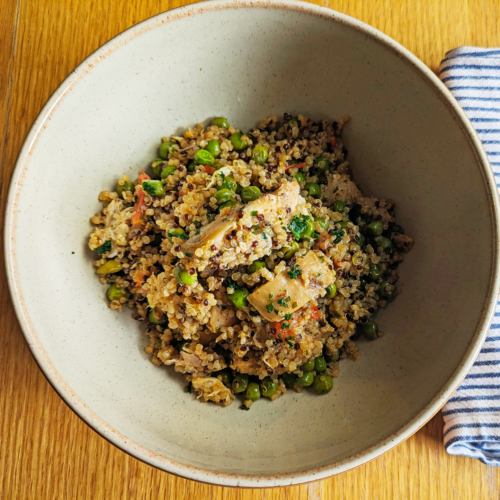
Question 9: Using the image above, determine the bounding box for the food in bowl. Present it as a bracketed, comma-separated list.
[88, 114, 413, 409]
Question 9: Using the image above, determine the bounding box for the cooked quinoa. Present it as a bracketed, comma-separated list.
[88, 114, 413, 409]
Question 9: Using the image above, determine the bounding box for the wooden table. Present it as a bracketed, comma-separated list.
[1, 1, 500, 498]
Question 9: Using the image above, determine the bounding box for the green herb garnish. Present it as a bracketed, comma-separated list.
[277, 298, 289, 308]
[185, 381, 192, 393]
[95, 240, 112, 255]
[285, 313, 292, 320]
[287, 214, 311, 241]
[287, 264, 302, 279]
[282, 323, 290, 329]
[266, 303, 275, 313]
[251, 211, 258, 216]
[331, 229, 345, 244]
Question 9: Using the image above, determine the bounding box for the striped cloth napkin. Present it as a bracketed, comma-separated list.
[439, 47, 500, 466]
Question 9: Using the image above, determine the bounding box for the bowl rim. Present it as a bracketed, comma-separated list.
[5, 0, 500, 488]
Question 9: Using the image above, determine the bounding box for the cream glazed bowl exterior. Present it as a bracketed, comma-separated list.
[5, 0, 500, 487]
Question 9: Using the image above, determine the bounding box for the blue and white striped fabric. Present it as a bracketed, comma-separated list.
[440, 47, 500, 466]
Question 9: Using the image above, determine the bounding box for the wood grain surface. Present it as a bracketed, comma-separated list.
[1, 1, 500, 498]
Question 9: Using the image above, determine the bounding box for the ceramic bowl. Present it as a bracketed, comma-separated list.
[5, 0, 500, 487]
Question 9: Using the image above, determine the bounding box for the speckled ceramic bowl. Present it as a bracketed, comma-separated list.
[5, 0, 500, 487]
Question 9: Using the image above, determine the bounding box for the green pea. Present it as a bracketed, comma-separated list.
[282, 373, 296, 388]
[219, 177, 237, 191]
[357, 233, 366, 248]
[187, 161, 196, 172]
[326, 283, 337, 298]
[142, 180, 165, 197]
[376, 237, 393, 251]
[248, 261, 266, 273]
[333, 200, 346, 213]
[168, 227, 186, 242]
[362, 321, 379, 340]
[232, 374, 249, 393]
[294, 172, 305, 183]
[97, 260, 123, 274]
[315, 217, 329, 231]
[174, 266, 197, 285]
[313, 156, 329, 170]
[211, 117, 230, 128]
[159, 141, 176, 160]
[241, 186, 261, 203]
[251, 145, 269, 165]
[152, 159, 165, 179]
[245, 381, 261, 402]
[296, 371, 314, 387]
[230, 132, 247, 151]
[304, 182, 321, 198]
[379, 280, 395, 299]
[107, 284, 129, 301]
[366, 220, 384, 236]
[206, 140, 221, 158]
[313, 374, 333, 394]
[228, 288, 249, 309]
[326, 349, 340, 362]
[214, 369, 233, 387]
[369, 264, 383, 281]
[148, 308, 167, 326]
[117, 180, 134, 198]
[235, 183, 243, 195]
[338, 220, 348, 228]
[161, 166, 177, 179]
[314, 355, 327, 373]
[283, 241, 300, 260]
[302, 358, 315, 371]
[219, 200, 238, 210]
[194, 149, 215, 166]
[214, 189, 233, 205]
[300, 219, 315, 240]
[260, 377, 278, 398]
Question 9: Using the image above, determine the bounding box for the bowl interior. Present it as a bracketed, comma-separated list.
[7, 0, 497, 485]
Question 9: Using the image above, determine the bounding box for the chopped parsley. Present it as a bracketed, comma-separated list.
[266, 303, 275, 313]
[269, 293, 274, 299]
[249, 310, 259, 317]
[285, 313, 292, 320]
[287, 214, 311, 241]
[311, 231, 320, 239]
[285, 296, 291, 302]
[285, 336, 295, 348]
[282, 323, 290, 329]
[331, 229, 345, 244]
[226, 278, 237, 289]
[184, 252, 192, 257]
[287, 264, 302, 279]
[168, 229, 188, 241]
[261, 232, 267, 239]
[251, 211, 258, 216]
[240, 404, 251, 411]
[277, 297, 289, 308]
[95, 240, 112, 255]
[185, 381, 192, 393]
